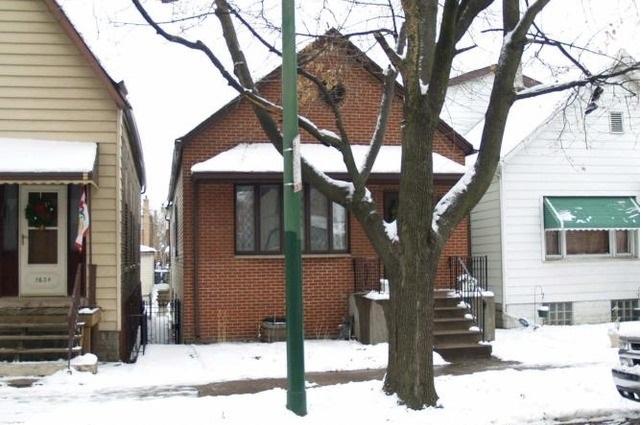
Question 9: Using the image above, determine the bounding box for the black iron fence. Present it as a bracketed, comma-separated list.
[353, 257, 384, 293]
[448, 256, 488, 338]
[144, 292, 181, 345]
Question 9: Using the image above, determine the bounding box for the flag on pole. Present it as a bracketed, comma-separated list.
[74, 188, 89, 252]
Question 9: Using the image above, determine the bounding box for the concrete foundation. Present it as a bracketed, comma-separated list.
[349, 293, 388, 344]
[95, 330, 120, 362]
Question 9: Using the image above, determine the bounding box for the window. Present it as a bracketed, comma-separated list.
[543, 302, 573, 326]
[611, 299, 640, 322]
[545, 231, 561, 256]
[609, 111, 624, 133]
[566, 230, 609, 255]
[235, 184, 348, 254]
[545, 229, 637, 258]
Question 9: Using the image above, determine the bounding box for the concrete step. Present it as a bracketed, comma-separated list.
[434, 297, 462, 308]
[0, 334, 79, 341]
[434, 329, 483, 346]
[0, 322, 68, 331]
[0, 346, 82, 362]
[434, 306, 469, 319]
[0, 306, 69, 316]
[434, 343, 492, 361]
[434, 317, 475, 331]
[433, 289, 458, 299]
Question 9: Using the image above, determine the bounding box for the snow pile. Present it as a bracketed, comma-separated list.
[70, 353, 98, 367]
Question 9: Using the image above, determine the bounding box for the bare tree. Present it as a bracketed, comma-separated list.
[131, 0, 639, 409]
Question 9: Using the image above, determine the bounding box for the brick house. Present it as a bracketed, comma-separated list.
[166, 35, 474, 343]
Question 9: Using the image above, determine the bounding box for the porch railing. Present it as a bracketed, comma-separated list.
[448, 256, 488, 338]
[353, 257, 383, 293]
[67, 264, 82, 370]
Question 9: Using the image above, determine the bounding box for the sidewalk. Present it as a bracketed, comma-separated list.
[195, 356, 601, 397]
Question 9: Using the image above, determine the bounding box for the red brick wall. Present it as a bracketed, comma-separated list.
[177, 43, 470, 342]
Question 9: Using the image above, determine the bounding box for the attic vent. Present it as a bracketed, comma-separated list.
[609, 112, 624, 133]
[325, 83, 346, 105]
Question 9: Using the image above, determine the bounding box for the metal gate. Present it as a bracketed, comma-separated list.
[143, 293, 181, 345]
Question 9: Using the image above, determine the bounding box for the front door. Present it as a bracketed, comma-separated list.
[19, 185, 67, 296]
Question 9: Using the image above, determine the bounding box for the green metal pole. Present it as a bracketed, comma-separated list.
[282, 0, 307, 416]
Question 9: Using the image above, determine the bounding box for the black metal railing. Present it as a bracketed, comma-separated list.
[122, 265, 143, 362]
[67, 264, 83, 370]
[448, 256, 488, 339]
[353, 257, 384, 293]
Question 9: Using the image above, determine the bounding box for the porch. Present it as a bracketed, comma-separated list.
[0, 139, 101, 362]
[350, 256, 493, 361]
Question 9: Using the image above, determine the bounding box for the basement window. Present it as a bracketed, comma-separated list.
[609, 111, 624, 133]
[611, 299, 640, 322]
[543, 302, 573, 326]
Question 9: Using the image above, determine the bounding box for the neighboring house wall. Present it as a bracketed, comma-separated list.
[0, 1, 121, 335]
[169, 166, 184, 302]
[472, 84, 640, 326]
[470, 174, 503, 306]
[118, 116, 142, 359]
[140, 251, 155, 296]
[175, 43, 471, 342]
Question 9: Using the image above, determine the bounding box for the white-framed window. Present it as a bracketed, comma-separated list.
[545, 229, 637, 259]
[543, 302, 573, 326]
[609, 111, 625, 133]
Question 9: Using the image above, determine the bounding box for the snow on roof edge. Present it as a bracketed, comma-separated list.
[191, 143, 466, 176]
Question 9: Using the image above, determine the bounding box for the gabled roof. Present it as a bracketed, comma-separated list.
[448, 65, 541, 88]
[44, 0, 146, 188]
[168, 30, 473, 201]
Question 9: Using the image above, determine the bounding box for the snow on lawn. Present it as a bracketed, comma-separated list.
[39, 340, 405, 390]
[493, 322, 626, 366]
[14, 365, 637, 425]
[2, 323, 639, 425]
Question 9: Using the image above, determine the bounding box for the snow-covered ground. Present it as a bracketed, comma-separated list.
[1, 323, 639, 425]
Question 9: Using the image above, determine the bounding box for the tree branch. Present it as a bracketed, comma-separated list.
[433, 0, 551, 242]
[515, 63, 640, 99]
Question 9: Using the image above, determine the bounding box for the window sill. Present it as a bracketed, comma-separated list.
[544, 255, 638, 262]
[234, 253, 352, 260]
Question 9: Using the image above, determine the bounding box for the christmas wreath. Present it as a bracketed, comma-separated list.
[25, 199, 56, 228]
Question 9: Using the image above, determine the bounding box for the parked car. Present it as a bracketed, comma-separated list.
[612, 321, 640, 402]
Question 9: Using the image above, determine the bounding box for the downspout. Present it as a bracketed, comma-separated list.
[191, 178, 201, 341]
[498, 162, 509, 316]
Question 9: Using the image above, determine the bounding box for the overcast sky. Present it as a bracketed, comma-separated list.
[58, 0, 639, 210]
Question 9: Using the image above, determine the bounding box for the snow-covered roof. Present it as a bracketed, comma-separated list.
[464, 90, 569, 160]
[0, 138, 97, 174]
[140, 244, 157, 253]
[191, 143, 465, 176]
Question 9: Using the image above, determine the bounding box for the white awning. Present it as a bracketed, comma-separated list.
[191, 143, 465, 177]
[0, 138, 98, 185]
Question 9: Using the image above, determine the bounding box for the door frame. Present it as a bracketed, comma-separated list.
[19, 184, 68, 297]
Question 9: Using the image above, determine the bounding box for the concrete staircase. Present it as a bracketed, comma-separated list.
[433, 289, 491, 361]
[0, 299, 83, 362]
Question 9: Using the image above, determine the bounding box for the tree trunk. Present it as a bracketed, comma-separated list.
[383, 102, 441, 409]
[383, 255, 440, 409]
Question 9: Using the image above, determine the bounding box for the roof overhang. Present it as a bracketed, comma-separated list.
[190, 143, 466, 182]
[544, 196, 640, 231]
[0, 138, 98, 186]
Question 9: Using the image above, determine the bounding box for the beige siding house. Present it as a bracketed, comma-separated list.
[0, 0, 145, 361]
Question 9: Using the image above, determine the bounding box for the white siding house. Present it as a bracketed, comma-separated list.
[450, 61, 640, 327]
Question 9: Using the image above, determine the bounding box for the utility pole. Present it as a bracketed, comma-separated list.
[282, 0, 307, 416]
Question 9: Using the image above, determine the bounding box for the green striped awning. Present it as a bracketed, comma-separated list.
[544, 197, 640, 230]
